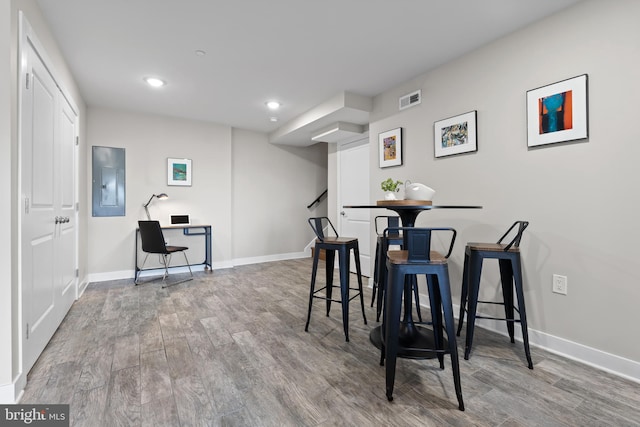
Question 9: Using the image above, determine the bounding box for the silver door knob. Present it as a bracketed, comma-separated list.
[340, 211, 346, 216]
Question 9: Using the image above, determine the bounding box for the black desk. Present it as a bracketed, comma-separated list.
[343, 202, 481, 358]
[135, 224, 212, 279]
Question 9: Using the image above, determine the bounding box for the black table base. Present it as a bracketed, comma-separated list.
[369, 324, 447, 359]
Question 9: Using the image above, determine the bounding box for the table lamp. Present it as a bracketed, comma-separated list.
[143, 193, 168, 220]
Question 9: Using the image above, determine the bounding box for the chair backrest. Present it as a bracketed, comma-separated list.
[385, 227, 457, 262]
[138, 220, 168, 254]
[497, 221, 529, 251]
[308, 217, 338, 242]
[375, 215, 400, 235]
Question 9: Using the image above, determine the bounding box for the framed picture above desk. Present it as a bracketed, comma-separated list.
[135, 224, 212, 279]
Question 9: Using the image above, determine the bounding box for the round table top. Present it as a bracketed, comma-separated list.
[343, 203, 482, 210]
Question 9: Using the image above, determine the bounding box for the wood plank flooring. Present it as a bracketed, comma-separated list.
[20, 259, 640, 426]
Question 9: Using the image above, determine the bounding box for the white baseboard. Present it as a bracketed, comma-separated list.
[232, 251, 308, 266]
[456, 304, 640, 384]
[86, 252, 310, 284]
[0, 373, 26, 404]
[87, 265, 208, 283]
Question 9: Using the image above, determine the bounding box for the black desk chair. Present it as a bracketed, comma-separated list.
[381, 227, 464, 410]
[456, 221, 533, 369]
[136, 220, 193, 288]
[305, 217, 367, 342]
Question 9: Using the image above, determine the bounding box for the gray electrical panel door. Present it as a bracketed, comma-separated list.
[92, 146, 125, 216]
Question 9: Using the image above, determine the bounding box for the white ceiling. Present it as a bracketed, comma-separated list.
[35, 0, 582, 145]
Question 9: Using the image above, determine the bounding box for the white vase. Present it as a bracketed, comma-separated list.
[384, 191, 397, 200]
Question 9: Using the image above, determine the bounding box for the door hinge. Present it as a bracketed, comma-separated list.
[26, 323, 29, 339]
[25, 72, 30, 90]
[24, 197, 29, 214]
[75, 268, 79, 278]
[76, 202, 79, 211]
[75, 136, 79, 146]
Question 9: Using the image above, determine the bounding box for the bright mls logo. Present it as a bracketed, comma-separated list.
[1, 405, 69, 426]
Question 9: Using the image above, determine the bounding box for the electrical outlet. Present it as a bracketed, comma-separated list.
[552, 274, 568, 295]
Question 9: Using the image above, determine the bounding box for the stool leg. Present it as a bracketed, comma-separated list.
[413, 277, 423, 322]
[353, 244, 367, 326]
[512, 256, 533, 369]
[305, 249, 321, 332]
[325, 250, 335, 316]
[464, 253, 483, 360]
[427, 274, 445, 369]
[376, 242, 388, 322]
[457, 252, 470, 336]
[384, 265, 404, 402]
[338, 247, 350, 342]
[372, 239, 381, 307]
[499, 259, 515, 343]
[437, 269, 465, 411]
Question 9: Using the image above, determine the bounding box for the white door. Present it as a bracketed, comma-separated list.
[21, 34, 77, 374]
[338, 137, 371, 276]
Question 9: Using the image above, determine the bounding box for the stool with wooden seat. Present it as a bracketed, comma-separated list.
[305, 217, 367, 342]
[381, 227, 464, 410]
[372, 216, 424, 322]
[456, 221, 533, 369]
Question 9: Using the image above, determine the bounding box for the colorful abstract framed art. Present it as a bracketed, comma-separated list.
[434, 111, 477, 158]
[526, 74, 588, 147]
[379, 127, 403, 168]
[167, 157, 192, 186]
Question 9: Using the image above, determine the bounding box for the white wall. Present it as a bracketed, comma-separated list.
[2, 0, 87, 402]
[361, 0, 639, 377]
[87, 109, 328, 278]
[87, 108, 234, 275]
[231, 128, 327, 262]
[0, 0, 13, 390]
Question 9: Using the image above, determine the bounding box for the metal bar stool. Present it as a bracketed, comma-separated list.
[372, 216, 423, 322]
[456, 221, 533, 369]
[305, 217, 367, 342]
[381, 227, 464, 410]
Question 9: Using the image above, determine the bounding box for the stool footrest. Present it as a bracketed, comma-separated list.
[474, 314, 522, 322]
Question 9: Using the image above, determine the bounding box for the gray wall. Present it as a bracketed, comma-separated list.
[87, 108, 327, 278]
[232, 128, 327, 262]
[363, 0, 639, 371]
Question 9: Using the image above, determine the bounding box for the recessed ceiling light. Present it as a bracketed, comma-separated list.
[269, 117, 278, 122]
[266, 101, 281, 110]
[144, 77, 166, 88]
[195, 50, 206, 56]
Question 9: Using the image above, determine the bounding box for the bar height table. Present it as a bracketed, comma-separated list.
[343, 201, 481, 358]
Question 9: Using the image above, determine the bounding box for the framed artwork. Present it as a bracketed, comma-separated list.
[379, 127, 403, 168]
[527, 74, 588, 147]
[167, 158, 192, 186]
[434, 110, 477, 158]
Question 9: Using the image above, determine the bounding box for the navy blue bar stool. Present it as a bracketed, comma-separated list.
[305, 217, 367, 342]
[381, 227, 464, 410]
[372, 216, 423, 322]
[456, 221, 533, 369]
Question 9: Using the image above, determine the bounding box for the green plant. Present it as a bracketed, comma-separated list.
[381, 178, 403, 192]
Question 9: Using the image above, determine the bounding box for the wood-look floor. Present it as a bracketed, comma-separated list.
[20, 259, 640, 426]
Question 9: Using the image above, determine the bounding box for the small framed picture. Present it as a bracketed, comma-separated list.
[167, 158, 192, 186]
[434, 111, 477, 158]
[379, 127, 403, 168]
[527, 74, 588, 147]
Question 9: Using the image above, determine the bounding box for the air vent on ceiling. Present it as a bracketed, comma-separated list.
[399, 89, 422, 111]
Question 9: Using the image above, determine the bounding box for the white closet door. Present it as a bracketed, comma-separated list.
[338, 137, 371, 276]
[21, 37, 77, 374]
